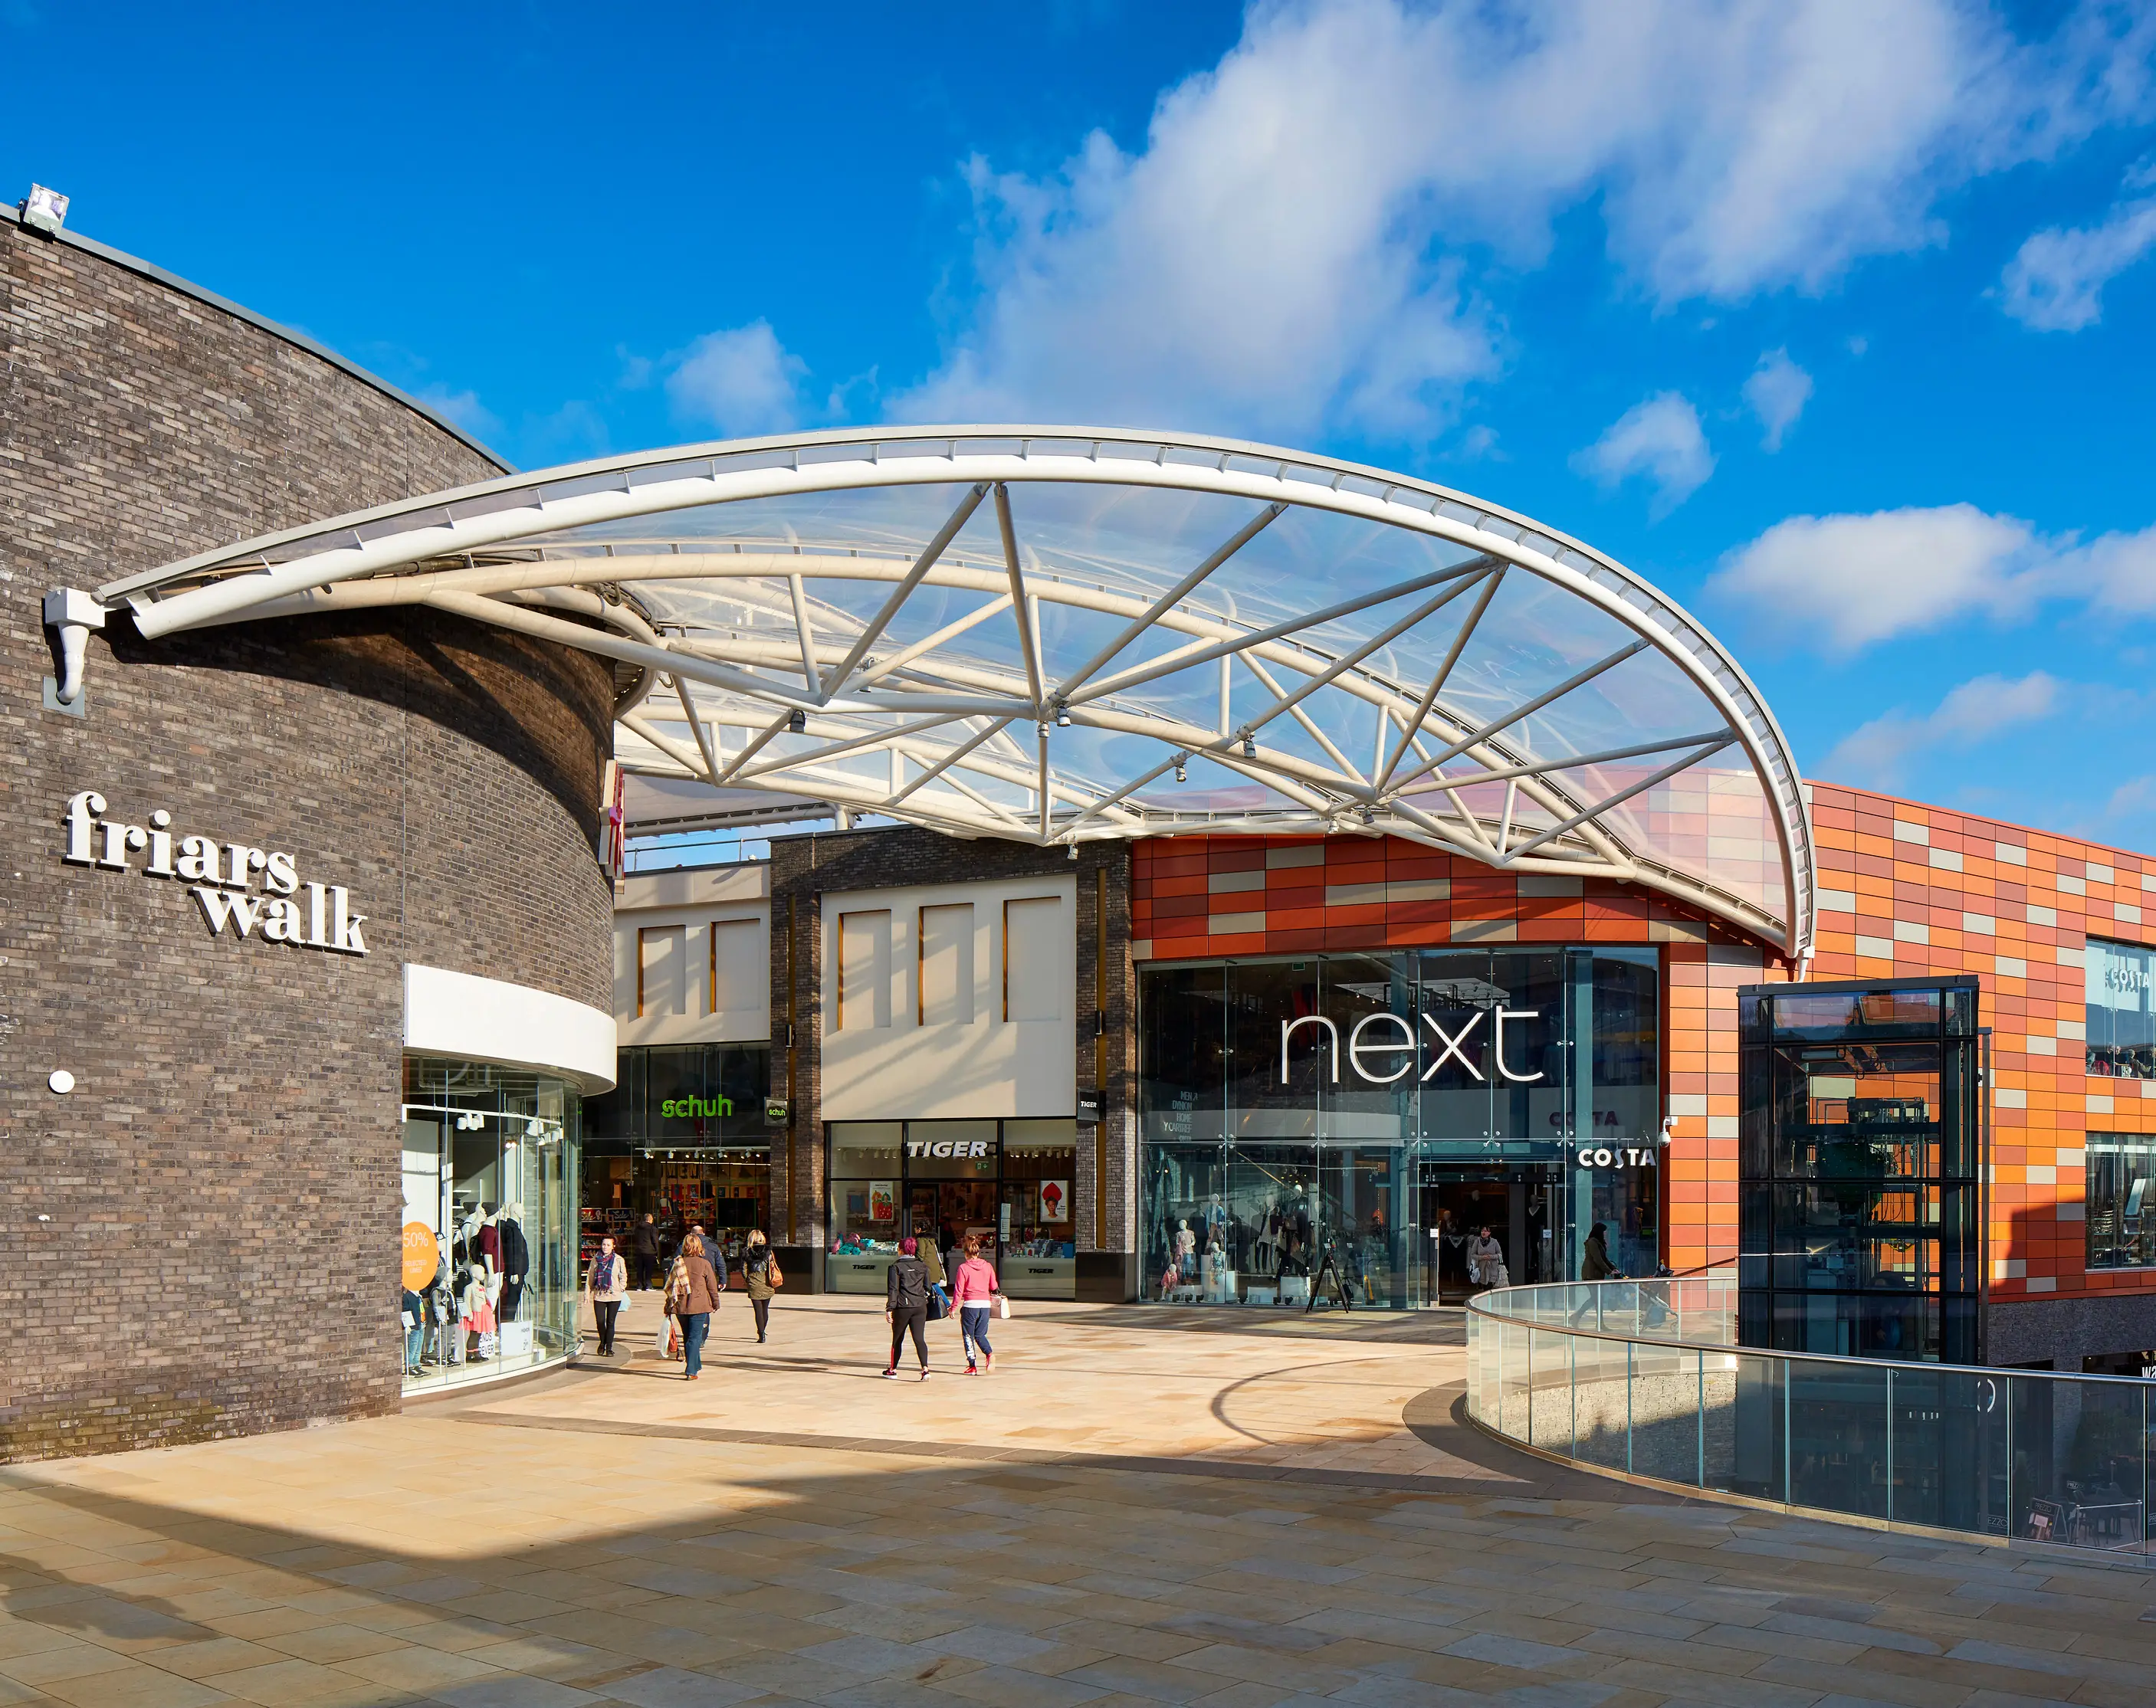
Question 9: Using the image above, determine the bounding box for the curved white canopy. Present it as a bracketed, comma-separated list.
[98, 428, 1815, 957]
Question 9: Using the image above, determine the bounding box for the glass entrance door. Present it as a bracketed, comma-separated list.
[1419, 1165, 1567, 1301]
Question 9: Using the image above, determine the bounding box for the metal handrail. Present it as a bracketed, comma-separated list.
[1468, 1274, 2156, 1391]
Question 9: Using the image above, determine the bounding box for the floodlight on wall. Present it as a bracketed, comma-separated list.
[21, 184, 68, 235]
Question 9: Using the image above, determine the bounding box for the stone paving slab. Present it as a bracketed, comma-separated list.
[0, 1297, 2152, 1706]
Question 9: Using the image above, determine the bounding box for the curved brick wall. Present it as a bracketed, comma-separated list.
[2, 216, 614, 1458]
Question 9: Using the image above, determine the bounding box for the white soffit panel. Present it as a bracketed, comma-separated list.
[403, 963, 618, 1091]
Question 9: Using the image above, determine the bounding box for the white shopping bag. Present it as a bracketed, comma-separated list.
[995, 1295, 1010, 1320]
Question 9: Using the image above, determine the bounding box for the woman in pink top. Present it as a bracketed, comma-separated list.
[952, 1234, 1001, 1374]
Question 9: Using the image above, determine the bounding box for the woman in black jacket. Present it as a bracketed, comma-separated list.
[884, 1236, 933, 1382]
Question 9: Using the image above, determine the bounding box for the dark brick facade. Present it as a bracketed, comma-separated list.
[766, 828, 1134, 1277]
[2, 218, 615, 1459]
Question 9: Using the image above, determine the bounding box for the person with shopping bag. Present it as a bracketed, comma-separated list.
[951, 1234, 1003, 1375]
[1468, 1226, 1507, 1292]
[658, 1250, 690, 1361]
[674, 1232, 723, 1381]
[883, 1237, 933, 1381]
[741, 1228, 783, 1344]
[585, 1235, 628, 1357]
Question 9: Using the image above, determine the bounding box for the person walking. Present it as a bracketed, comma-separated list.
[658, 1249, 687, 1360]
[633, 1214, 661, 1290]
[883, 1235, 932, 1381]
[586, 1235, 628, 1356]
[1581, 1221, 1617, 1281]
[742, 1229, 781, 1344]
[919, 1227, 951, 1320]
[674, 1232, 724, 1380]
[1468, 1226, 1505, 1292]
[951, 1234, 1002, 1375]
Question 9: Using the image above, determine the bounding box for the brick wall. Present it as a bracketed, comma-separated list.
[1, 219, 615, 1458]
[767, 828, 1134, 1261]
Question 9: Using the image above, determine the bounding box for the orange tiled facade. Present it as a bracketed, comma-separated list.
[1130, 779, 2156, 1323]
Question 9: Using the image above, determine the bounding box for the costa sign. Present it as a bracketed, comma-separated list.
[1281, 1006, 1544, 1084]
[63, 790, 368, 956]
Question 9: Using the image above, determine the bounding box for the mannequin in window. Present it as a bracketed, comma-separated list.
[498, 1202, 530, 1323]
[465, 1264, 498, 1358]
[1176, 1218, 1196, 1279]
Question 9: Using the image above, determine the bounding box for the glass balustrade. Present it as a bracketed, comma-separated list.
[1467, 1274, 2150, 1555]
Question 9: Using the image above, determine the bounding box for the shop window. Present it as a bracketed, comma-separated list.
[918, 903, 976, 1024]
[399, 1057, 579, 1395]
[637, 925, 687, 1018]
[708, 917, 762, 1015]
[1140, 962, 1226, 1144]
[829, 1121, 904, 1293]
[2087, 939, 2156, 1080]
[644, 1047, 703, 1132]
[1002, 1119, 1077, 1298]
[2089, 1134, 2156, 1269]
[1003, 896, 1062, 1021]
[838, 910, 892, 1029]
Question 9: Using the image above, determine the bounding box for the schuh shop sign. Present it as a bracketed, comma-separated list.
[63, 790, 368, 956]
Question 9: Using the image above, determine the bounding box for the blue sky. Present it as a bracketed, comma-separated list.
[13, 1, 2156, 846]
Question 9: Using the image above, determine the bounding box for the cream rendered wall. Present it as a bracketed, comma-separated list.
[821, 874, 1076, 1120]
[613, 863, 770, 1044]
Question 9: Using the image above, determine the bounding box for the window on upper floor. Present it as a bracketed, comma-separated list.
[2087, 938, 2156, 1080]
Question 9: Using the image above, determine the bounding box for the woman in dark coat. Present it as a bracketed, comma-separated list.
[884, 1236, 932, 1381]
[742, 1229, 779, 1345]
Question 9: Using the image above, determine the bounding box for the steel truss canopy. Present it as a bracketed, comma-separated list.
[99, 428, 1815, 957]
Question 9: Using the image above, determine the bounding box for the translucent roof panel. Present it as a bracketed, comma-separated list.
[103, 428, 1815, 956]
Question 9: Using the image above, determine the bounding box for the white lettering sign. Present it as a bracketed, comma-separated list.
[63, 790, 366, 956]
[904, 1139, 990, 1159]
[1282, 1005, 1543, 1084]
[1577, 1146, 1654, 1169]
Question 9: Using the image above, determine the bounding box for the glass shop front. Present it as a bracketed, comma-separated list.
[399, 1057, 582, 1393]
[826, 1119, 1080, 1299]
[579, 1042, 775, 1282]
[1139, 949, 1661, 1308]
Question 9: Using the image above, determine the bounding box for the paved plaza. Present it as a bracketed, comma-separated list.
[4, 1297, 2155, 1707]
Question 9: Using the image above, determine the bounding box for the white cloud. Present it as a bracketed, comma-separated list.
[1715, 503, 2156, 652]
[666, 321, 808, 436]
[1824, 671, 2062, 785]
[901, 0, 2154, 436]
[413, 385, 501, 442]
[1570, 392, 1713, 516]
[2000, 184, 2156, 330]
[1711, 503, 2048, 652]
[2056, 520, 2156, 611]
[1742, 349, 1813, 451]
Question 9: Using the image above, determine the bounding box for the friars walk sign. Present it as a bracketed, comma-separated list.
[63, 790, 369, 956]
